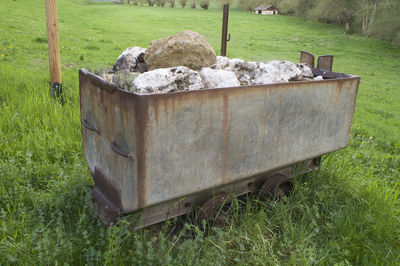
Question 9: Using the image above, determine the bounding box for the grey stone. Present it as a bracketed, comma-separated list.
[199, 68, 240, 89]
[144, 31, 217, 71]
[113, 46, 147, 73]
[133, 66, 204, 94]
[313, 75, 323, 81]
[135, 62, 147, 73]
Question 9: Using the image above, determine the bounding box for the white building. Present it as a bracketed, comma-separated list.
[254, 5, 278, 15]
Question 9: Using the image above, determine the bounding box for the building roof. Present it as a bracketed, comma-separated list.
[254, 5, 277, 11]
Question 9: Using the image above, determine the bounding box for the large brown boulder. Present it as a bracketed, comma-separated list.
[144, 31, 217, 71]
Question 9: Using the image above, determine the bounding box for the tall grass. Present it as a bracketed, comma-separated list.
[0, 0, 399, 264]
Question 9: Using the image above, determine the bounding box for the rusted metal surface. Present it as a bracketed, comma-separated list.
[312, 69, 349, 79]
[258, 173, 292, 201]
[197, 192, 230, 226]
[125, 159, 317, 229]
[317, 55, 334, 71]
[91, 166, 123, 225]
[300, 51, 315, 68]
[221, 4, 229, 56]
[79, 62, 360, 227]
[301, 51, 333, 73]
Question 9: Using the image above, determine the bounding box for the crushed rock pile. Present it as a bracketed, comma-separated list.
[100, 31, 322, 94]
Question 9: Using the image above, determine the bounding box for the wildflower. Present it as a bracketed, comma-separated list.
[1, 54, 4, 57]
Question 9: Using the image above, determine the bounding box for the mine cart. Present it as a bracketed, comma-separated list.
[79, 51, 360, 228]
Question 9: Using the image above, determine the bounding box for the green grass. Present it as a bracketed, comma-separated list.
[1, 0, 400, 264]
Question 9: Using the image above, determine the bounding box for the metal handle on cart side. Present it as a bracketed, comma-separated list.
[111, 141, 134, 160]
[82, 119, 100, 133]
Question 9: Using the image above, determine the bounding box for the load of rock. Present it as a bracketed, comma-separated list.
[100, 30, 321, 94]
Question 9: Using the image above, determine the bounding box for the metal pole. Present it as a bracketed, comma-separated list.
[221, 4, 229, 56]
[44, 0, 62, 99]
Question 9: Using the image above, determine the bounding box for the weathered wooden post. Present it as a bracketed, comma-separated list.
[44, 0, 62, 99]
[221, 4, 230, 56]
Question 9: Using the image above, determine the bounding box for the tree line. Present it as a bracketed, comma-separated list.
[120, 0, 237, 9]
[120, 0, 212, 9]
[269, 0, 399, 45]
[119, 0, 400, 45]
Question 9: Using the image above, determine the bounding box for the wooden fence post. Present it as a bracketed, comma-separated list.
[44, 0, 62, 98]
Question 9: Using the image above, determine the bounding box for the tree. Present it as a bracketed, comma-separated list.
[147, 0, 155, 6]
[367, 0, 400, 43]
[179, 0, 187, 8]
[199, 0, 209, 10]
[359, 0, 381, 34]
[274, 0, 400, 45]
[277, 0, 314, 16]
[155, 0, 167, 6]
[312, 0, 358, 31]
[217, 0, 234, 9]
[238, 0, 261, 12]
[169, 0, 176, 7]
[190, 0, 196, 8]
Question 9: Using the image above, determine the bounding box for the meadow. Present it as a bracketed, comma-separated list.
[0, 0, 399, 264]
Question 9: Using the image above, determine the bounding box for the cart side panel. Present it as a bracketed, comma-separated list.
[80, 71, 142, 213]
[145, 78, 359, 206]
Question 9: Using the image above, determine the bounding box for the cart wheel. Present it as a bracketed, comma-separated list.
[198, 192, 230, 226]
[258, 174, 292, 201]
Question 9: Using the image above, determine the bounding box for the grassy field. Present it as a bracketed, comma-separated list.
[1, 0, 399, 264]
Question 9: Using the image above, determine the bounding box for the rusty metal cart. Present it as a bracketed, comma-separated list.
[79, 51, 360, 228]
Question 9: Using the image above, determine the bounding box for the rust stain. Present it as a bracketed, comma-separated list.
[273, 92, 283, 164]
[261, 89, 268, 149]
[153, 98, 159, 128]
[163, 98, 169, 126]
[171, 96, 176, 114]
[260, 89, 268, 167]
[221, 93, 230, 184]
[134, 95, 149, 209]
[335, 80, 344, 102]
[346, 78, 361, 137]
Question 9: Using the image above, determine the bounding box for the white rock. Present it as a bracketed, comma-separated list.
[227, 58, 246, 72]
[252, 63, 284, 84]
[268, 61, 302, 81]
[133, 66, 203, 94]
[215, 58, 285, 85]
[199, 68, 240, 89]
[313, 75, 323, 81]
[297, 63, 313, 78]
[113, 46, 147, 73]
[235, 62, 258, 85]
[222, 59, 259, 85]
[214, 56, 231, 70]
